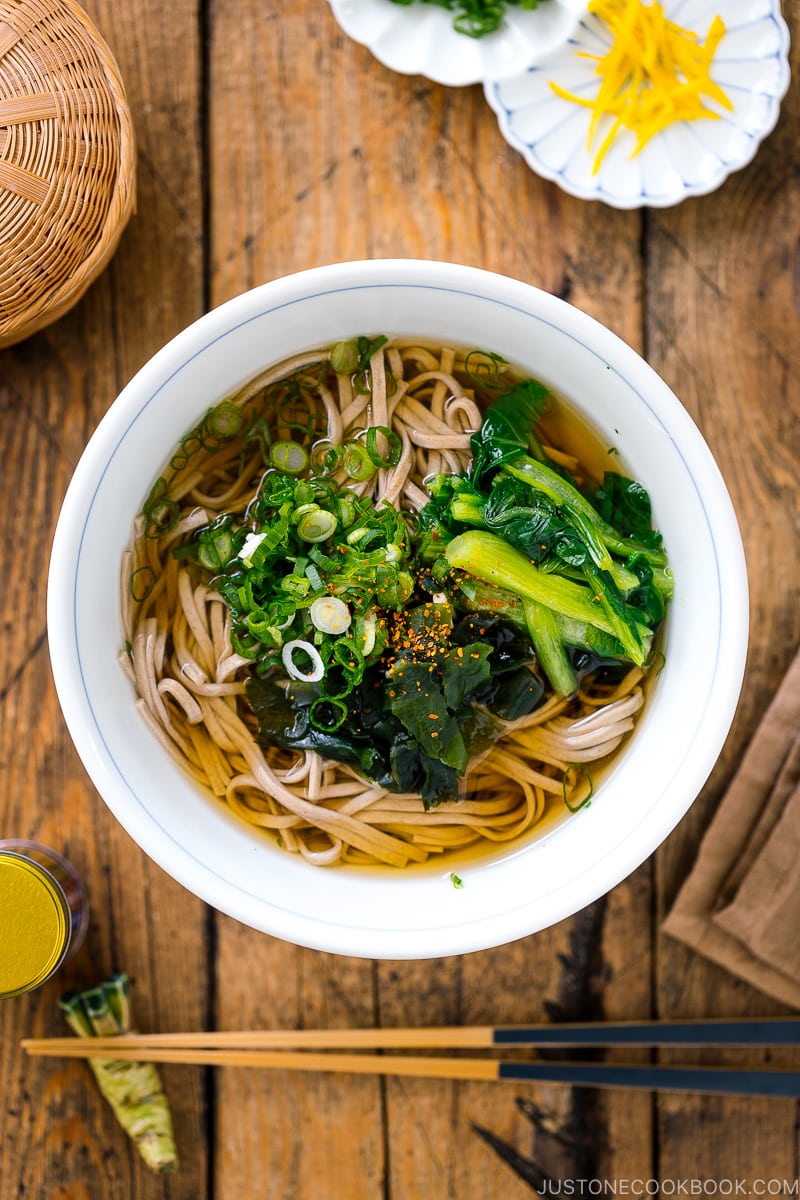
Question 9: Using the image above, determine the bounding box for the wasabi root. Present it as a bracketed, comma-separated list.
[59, 974, 178, 1174]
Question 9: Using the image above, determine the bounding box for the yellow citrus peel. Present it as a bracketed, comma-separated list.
[551, 0, 733, 174]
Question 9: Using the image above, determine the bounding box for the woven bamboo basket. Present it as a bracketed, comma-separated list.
[0, 0, 136, 348]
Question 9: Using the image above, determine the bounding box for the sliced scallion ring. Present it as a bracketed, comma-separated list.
[143, 495, 180, 537]
[198, 530, 234, 570]
[366, 425, 402, 468]
[292, 502, 321, 525]
[330, 340, 360, 375]
[309, 697, 348, 732]
[206, 401, 244, 440]
[342, 443, 375, 482]
[269, 440, 309, 474]
[281, 639, 325, 683]
[130, 565, 156, 603]
[297, 509, 337, 543]
[336, 496, 356, 528]
[309, 596, 352, 635]
[360, 608, 377, 656]
[310, 440, 343, 474]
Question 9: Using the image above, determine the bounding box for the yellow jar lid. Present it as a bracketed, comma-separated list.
[0, 853, 69, 997]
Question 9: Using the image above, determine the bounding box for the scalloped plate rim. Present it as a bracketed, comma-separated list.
[483, 0, 791, 208]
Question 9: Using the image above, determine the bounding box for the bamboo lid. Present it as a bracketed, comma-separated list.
[0, 0, 136, 348]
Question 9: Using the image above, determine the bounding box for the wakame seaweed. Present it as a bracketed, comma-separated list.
[246, 609, 546, 807]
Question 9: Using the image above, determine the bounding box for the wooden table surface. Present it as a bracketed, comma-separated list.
[2, 0, 799, 1195]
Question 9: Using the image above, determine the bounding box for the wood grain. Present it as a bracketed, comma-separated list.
[0, 1, 210, 1197]
[649, 6, 800, 1181]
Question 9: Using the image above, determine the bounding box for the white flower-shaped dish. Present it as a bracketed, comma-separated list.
[484, 0, 791, 207]
[327, 0, 587, 86]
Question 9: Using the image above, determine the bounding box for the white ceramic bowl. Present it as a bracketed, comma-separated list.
[48, 259, 748, 959]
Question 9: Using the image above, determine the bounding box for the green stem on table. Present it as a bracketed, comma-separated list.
[59, 974, 178, 1174]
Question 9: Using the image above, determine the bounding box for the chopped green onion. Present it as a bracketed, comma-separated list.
[305, 562, 324, 591]
[142, 479, 180, 537]
[359, 608, 378, 655]
[292, 502, 321, 524]
[280, 573, 311, 597]
[309, 697, 348, 732]
[252, 471, 295, 510]
[330, 340, 360, 375]
[310, 596, 352, 635]
[308, 476, 340, 501]
[198, 531, 234, 570]
[342, 443, 375, 482]
[281, 639, 325, 682]
[336, 496, 356, 528]
[245, 610, 283, 647]
[297, 509, 337, 543]
[464, 349, 506, 389]
[308, 545, 336, 569]
[269, 440, 308, 474]
[310, 440, 343, 474]
[365, 426, 402, 468]
[143, 497, 180, 537]
[130, 565, 156, 603]
[294, 481, 317, 506]
[206, 401, 244, 440]
[346, 524, 370, 545]
[332, 637, 364, 676]
[563, 765, 594, 812]
[238, 531, 267, 566]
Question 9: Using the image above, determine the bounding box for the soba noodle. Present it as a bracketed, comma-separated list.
[122, 341, 647, 869]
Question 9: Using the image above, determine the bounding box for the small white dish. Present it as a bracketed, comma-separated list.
[327, 0, 587, 86]
[484, 0, 791, 207]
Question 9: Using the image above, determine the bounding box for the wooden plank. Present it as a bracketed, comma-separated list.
[651, 1, 800, 1178]
[209, 7, 384, 1199]
[214, 923, 385, 1197]
[0, 1, 209, 1197]
[207, 0, 655, 1194]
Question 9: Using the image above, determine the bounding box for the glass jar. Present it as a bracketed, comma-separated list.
[0, 840, 90, 998]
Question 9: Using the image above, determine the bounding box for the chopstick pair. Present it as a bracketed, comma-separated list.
[22, 1018, 800, 1098]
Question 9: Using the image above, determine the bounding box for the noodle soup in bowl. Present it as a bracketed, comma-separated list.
[48, 260, 748, 959]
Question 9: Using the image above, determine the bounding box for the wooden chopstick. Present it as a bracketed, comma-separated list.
[18, 1044, 800, 1097]
[21, 1017, 800, 1056]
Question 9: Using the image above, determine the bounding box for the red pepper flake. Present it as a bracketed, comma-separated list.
[430, 731, 439, 738]
[428, 713, 439, 720]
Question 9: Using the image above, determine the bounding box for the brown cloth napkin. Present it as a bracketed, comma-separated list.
[662, 647, 800, 1009]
